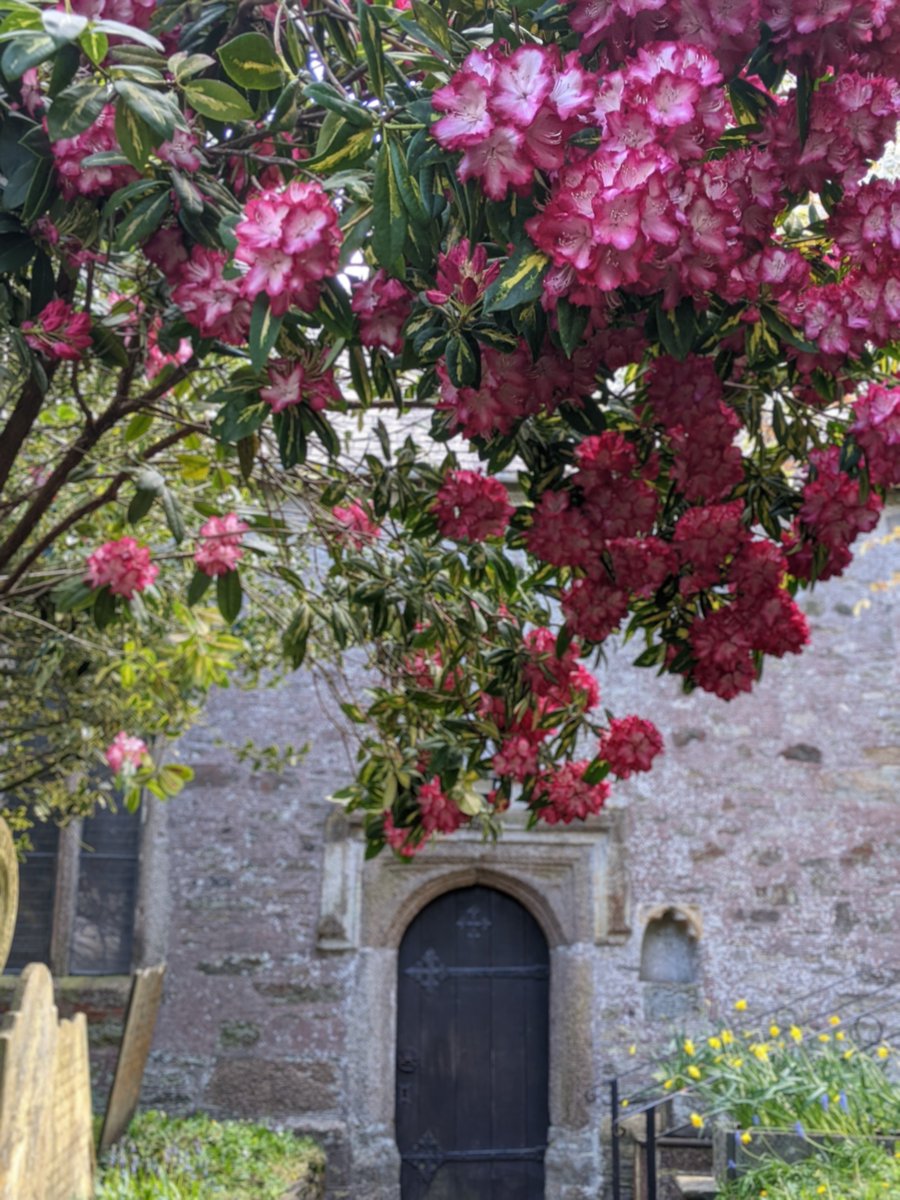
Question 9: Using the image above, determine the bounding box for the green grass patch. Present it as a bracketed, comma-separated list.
[95, 1110, 325, 1200]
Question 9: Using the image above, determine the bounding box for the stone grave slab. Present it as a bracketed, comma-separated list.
[99, 963, 166, 1153]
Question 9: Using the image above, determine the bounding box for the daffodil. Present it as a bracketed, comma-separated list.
[628, 1044, 637, 1056]
[769, 1024, 780, 1038]
[690, 1112, 704, 1129]
[751, 1043, 769, 1062]
[735, 998, 748, 1012]
[818, 1033, 831, 1043]
[721, 1029, 734, 1046]
[684, 1038, 696, 1056]
[877, 1045, 890, 1058]
[740, 1131, 752, 1145]
[789, 1025, 803, 1043]
[708, 1036, 722, 1050]
[828, 1014, 841, 1026]
[688, 1064, 702, 1080]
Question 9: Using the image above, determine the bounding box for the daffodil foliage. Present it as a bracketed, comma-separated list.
[0, 0, 898, 851]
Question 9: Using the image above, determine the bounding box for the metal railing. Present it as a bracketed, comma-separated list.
[604, 966, 900, 1200]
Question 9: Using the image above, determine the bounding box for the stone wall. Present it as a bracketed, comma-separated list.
[19, 506, 896, 1197]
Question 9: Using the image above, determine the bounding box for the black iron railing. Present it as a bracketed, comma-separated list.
[604, 966, 900, 1200]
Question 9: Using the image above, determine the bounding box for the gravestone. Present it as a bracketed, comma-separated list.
[0, 962, 94, 1200]
[0, 819, 17, 974]
[99, 963, 166, 1153]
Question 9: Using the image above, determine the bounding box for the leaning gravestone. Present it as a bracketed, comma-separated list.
[0, 963, 94, 1200]
[0, 818, 17, 975]
[99, 963, 167, 1154]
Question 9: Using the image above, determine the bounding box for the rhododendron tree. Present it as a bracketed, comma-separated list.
[0, 0, 898, 854]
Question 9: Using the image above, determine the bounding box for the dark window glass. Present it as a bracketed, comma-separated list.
[6, 821, 60, 972]
[70, 807, 141, 975]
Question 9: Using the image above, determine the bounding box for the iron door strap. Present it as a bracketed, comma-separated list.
[404, 945, 549, 992]
[402, 1130, 547, 1185]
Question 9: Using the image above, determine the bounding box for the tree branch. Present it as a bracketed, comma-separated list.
[0, 424, 196, 597]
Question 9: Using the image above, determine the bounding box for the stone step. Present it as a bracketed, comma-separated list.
[674, 1174, 718, 1198]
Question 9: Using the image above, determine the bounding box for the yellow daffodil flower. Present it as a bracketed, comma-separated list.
[789, 1025, 803, 1043]
[688, 1064, 702, 1080]
[721, 1029, 734, 1046]
[877, 1045, 890, 1058]
[708, 1036, 722, 1050]
[829, 1014, 841, 1026]
[684, 1038, 696, 1056]
[735, 998, 748, 1012]
[690, 1112, 704, 1129]
[741, 1131, 752, 1145]
[769, 1024, 780, 1037]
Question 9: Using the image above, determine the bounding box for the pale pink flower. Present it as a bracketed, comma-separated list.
[194, 513, 248, 577]
[85, 537, 158, 599]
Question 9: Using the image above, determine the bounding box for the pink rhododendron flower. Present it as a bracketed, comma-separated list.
[351, 270, 412, 353]
[105, 732, 149, 774]
[145, 318, 193, 381]
[194, 513, 248, 577]
[417, 777, 468, 836]
[852, 383, 900, 487]
[169, 246, 251, 345]
[425, 239, 500, 306]
[157, 128, 203, 173]
[68, 0, 155, 28]
[22, 300, 92, 361]
[532, 760, 610, 825]
[332, 501, 381, 548]
[260, 356, 340, 414]
[50, 105, 139, 199]
[432, 470, 514, 542]
[86, 537, 158, 599]
[600, 716, 664, 778]
[383, 810, 422, 857]
[235, 180, 342, 315]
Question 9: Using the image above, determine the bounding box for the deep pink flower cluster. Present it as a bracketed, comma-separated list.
[383, 810, 422, 857]
[50, 105, 138, 199]
[22, 299, 92, 362]
[332, 501, 381, 548]
[351, 269, 412, 353]
[852, 383, 900, 488]
[829, 179, 900, 277]
[105, 732, 149, 774]
[763, 0, 900, 74]
[168, 245, 251, 345]
[417, 777, 468, 835]
[69, 0, 156, 28]
[485, 629, 599, 784]
[645, 356, 743, 503]
[525, 45, 784, 306]
[234, 180, 342, 316]
[431, 44, 597, 199]
[599, 715, 664, 778]
[432, 470, 514, 542]
[531, 760, 610, 825]
[157, 128, 203, 173]
[782, 446, 884, 583]
[194, 513, 248, 578]
[86, 537, 158, 599]
[759, 74, 900, 198]
[437, 338, 593, 439]
[425, 240, 501, 307]
[260, 355, 341, 414]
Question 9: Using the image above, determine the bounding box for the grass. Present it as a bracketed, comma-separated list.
[95, 1110, 325, 1200]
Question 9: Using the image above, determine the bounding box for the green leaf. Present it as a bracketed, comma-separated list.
[445, 333, 480, 388]
[127, 486, 155, 524]
[388, 137, 428, 225]
[556, 297, 589, 359]
[654, 298, 697, 360]
[169, 51, 216, 83]
[48, 42, 81, 95]
[114, 185, 170, 250]
[283, 602, 312, 669]
[2, 32, 56, 79]
[356, 1, 385, 101]
[797, 68, 812, 147]
[273, 407, 307, 468]
[41, 9, 88, 41]
[217, 32, 283, 90]
[114, 98, 156, 170]
[211, 394, 267, 444]
[302, 125, 374, 173]
[483, 244, 549, 313]
[184, 78, 255, 123]
[170, 168, 203, 214]
[92, 18, 164, 52]
[248, 293, 283, 371]
[0, 234, 35, 274]
[51, 576, 94, 613]
[302, 82, 374, 128]
[187, 569, 213, 606]
[160, 486, 185, 543]
[410, 0, 451, 51]
[114, 79, 180, 140]
[46, 81, 109, 141]
[216, 569, 243, 623]
[760, 304, 817, 354]
[372, 141, 405, 269]
[20, 155, 53, 224]
[156, 763, 193, 797]
[92, 586, 118, 630]
[124, 411, 153, 441]
[79, 27, 108, 67]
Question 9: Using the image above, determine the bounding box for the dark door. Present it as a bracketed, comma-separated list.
[396, 885, 550, 1199]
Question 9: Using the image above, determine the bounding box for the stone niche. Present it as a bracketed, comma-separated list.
[638, 904, 702, 1022]
[317, 803, 631, 1200]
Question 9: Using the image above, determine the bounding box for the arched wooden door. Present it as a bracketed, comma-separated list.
[396, 885, 550, 1199]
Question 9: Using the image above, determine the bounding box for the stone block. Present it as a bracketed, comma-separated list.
[207, 1057, 338, 1116]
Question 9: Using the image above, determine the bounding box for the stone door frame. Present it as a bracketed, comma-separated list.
[318, 806, 630, 1200]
